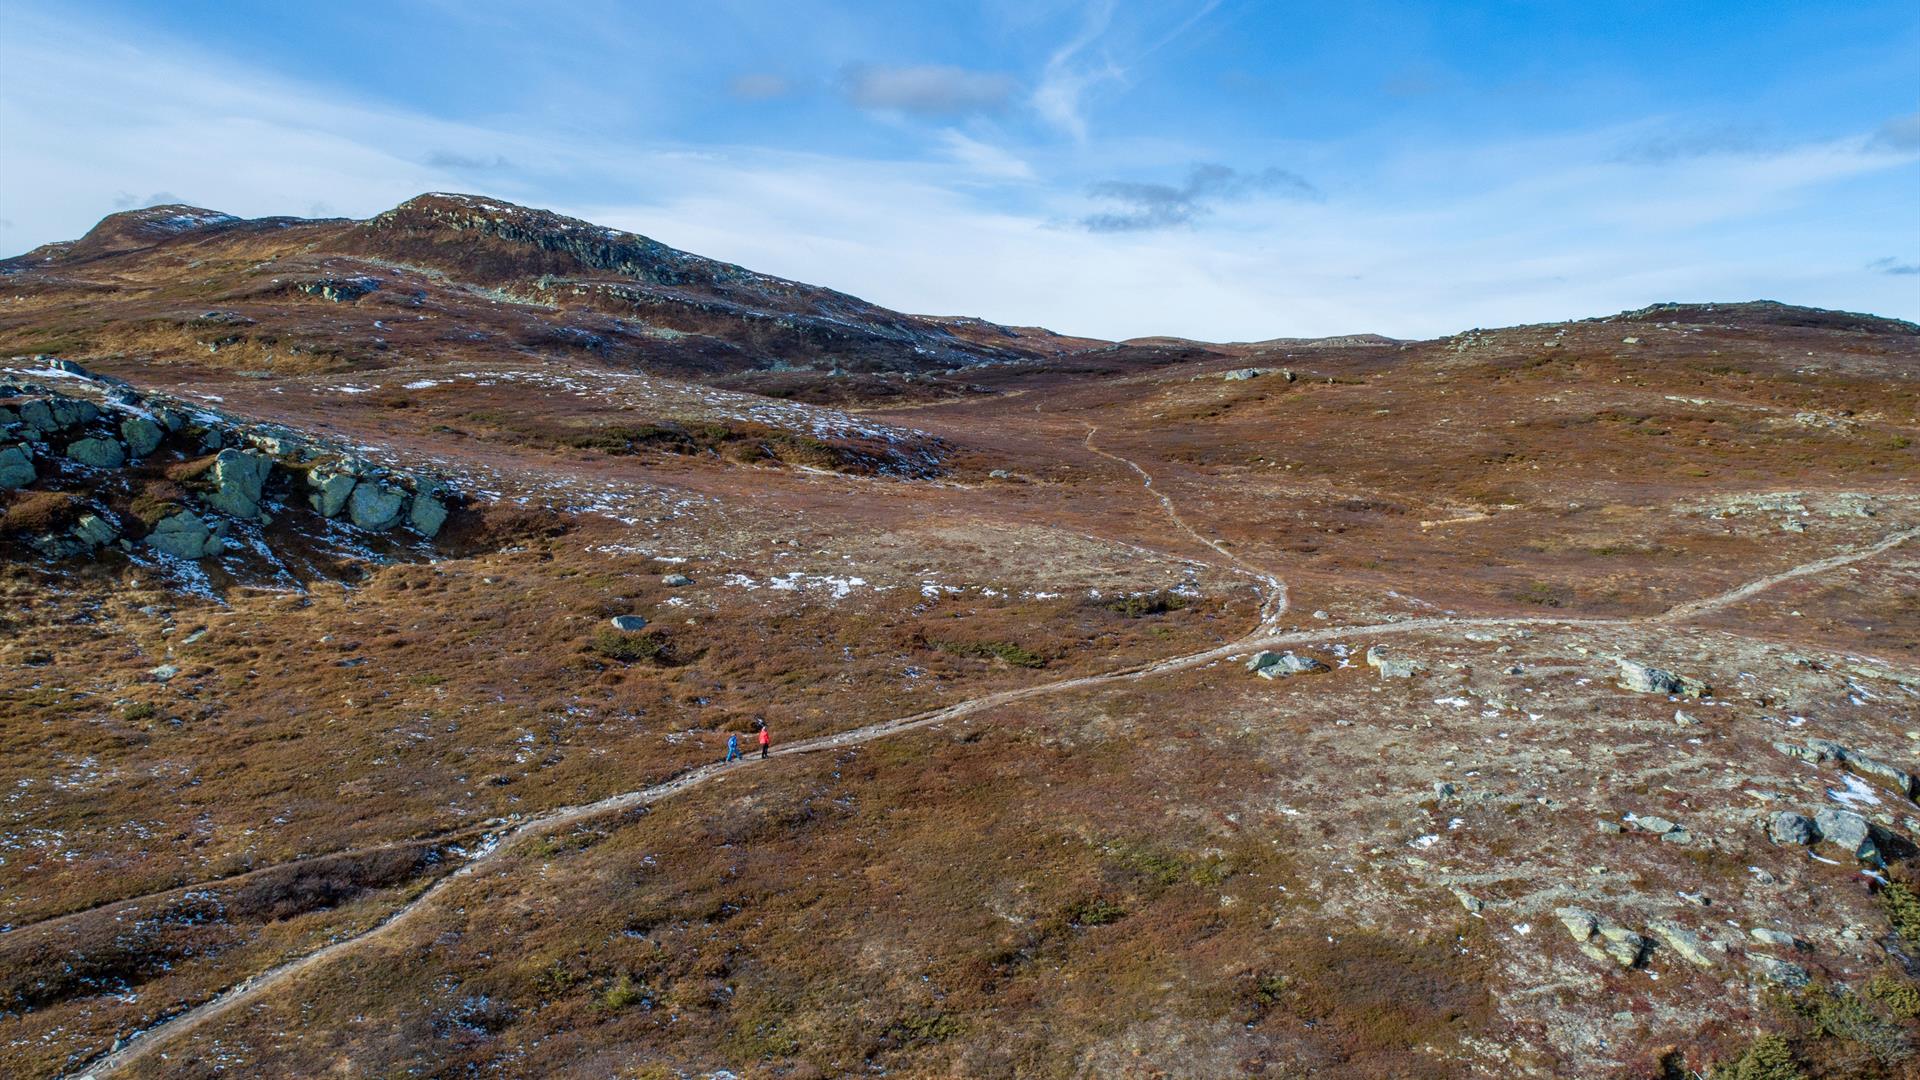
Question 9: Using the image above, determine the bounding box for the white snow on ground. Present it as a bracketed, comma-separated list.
[1828, 773, 1883, 808]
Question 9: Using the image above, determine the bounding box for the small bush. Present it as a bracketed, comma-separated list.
[1103, 590, 1189, 618]
[1866, 974, 1920, 1019]
[1713, 1033, 1803, 1080]
[120, 701, 158, 721]
[1062, 898, 1126, 927]
[588, 627, 664, 663]
[598, 974, 647, 1011]
[1881, 883, 1920, 948]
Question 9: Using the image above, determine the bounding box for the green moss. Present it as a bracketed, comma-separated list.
[597, 974, 646, 1011]
[1881, 883, 1920, 948]
[1103, 590, 1190, 617]
[120, 701, 157, 721]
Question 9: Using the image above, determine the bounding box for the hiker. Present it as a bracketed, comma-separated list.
[755, 718, 771, 759]
[724, 732, 741, 764]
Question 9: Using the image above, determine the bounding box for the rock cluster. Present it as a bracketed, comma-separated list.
[1555, 906, 1648, 968]
[1, 360, 460, 562]
[1773, 737, 1917, 799]
[1364, 644, 1424, 679]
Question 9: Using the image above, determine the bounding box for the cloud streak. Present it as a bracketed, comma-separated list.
[1079, 164, 1318, 231]
[839, 64, 1017, 115]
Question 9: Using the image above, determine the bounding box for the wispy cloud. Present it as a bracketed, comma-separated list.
[111, 190, 186, 210]
[1868, 256, 1920, 275]
[1612, 125, 1767, 164]
[1032, 0, 1122, 141]
[729, 73, 796, 101]
[1873, 109, 1920, 151]
[424, 149, 517, 171]
[936, 130, 1033, 180]
[1079, 163, 1318, 231]
[839, 64, 1017, 115]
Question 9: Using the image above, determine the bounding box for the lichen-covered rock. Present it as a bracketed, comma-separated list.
[408, 491, 448, 537]
[1365, 644, 1424, 679]
[307, 463, 358, 517]
[609, 615, 648, 631]
[663, 573, 693, 587]
[347, 480, 406, 531]
[121, 416, 164, 458]
[204, 448, 272, 519]
[66, 437, 126, 469]
[1748, 954, 1809, 987]
[1647, 920, 1716, 967]
[154, 407, 187, 432]
[0, 444, 33, 488]
[145, 509, 223, 559]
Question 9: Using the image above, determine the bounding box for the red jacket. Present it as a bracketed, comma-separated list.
[757, 728, 771, 745]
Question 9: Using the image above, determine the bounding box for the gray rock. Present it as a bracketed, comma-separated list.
[0, 444, 33, 488]
[1449, 886, 1482, 914]
[347, 480, 406, 530]
[145, 509, 223, 560]
[1616, 658, 1708, 698]
[1749, 928, 1801, 949]
[609, 615, 648, 632]
[1659, 827, 1693, 845]
[1555, 906, 1598, 941]
[1647, 920, 1716, 967]
[663, 573, 693, 587]
[1555, 906, 1645, 967]
[16, 399, 55, 434]
[307, 464, 358, 518]
[121, 416, 164, 458]
[204, 448, 272, 519]
[1365, 644, 1424, 678]
[1247, 650, 1329, 679]
[1766, 811, 1817, 846]
[1222, 367, 1270, 381]
[1596, 819, 1625, 835]
[1813, 807, 1880, 861]
[66, 437, 126, 469]
[154, 407, 187, 433]
[1596, 925, 1648, 967]
[1633, 815, 1677, 835]
[1433, 781, 1457, 800]
[407, 491, 448, 537]
[1748, 954, 1809, 988]
[1806, 738, 1849, 761]
[149, 663, 179, 681]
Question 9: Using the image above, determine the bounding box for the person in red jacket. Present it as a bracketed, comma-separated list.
[755, 718, 771, 759]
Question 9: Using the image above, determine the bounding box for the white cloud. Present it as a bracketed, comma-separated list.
[839, 64, 1018, 115]
[935, 130, 1034, 180]
[1032, 0, 1123, 141]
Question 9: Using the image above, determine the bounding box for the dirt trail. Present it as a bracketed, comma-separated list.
[63, 521, 1919, 1079]
[1080, 423, 1288, 626]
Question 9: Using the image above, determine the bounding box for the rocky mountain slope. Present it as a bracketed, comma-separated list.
[1, 197, 1919, 1080]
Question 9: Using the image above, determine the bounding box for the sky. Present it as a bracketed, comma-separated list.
[1, 0, 1916, 340]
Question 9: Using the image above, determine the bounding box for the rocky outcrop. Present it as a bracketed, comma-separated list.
[1365, 644, 1424, 679]
[1812, 807, 1881, 862]
[1, 364, 464, 565]
[1766, 811, 1817, 846]
[1555, 906, 1648, 968]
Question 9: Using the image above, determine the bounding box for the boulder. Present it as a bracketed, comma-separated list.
[154, 407, 187, 433]
[121, 416, 164, 458]
[347, 480, 407, 530]
[1632, 815, 1677, 835]
[1222, 368, 1269, 381]
[663, 573, 694, 587]
[1848, 752, 1917, 800]
[1616, 659, 1709, 698]
[145, 509, 224, 560]
[408, 491, 448, 537]
[0, 444, 33, 488]
[48, 397, 99, 429]
[1766, 811, 1817, 846]
[1647, 920, 1716, 967]
[307, 463, 358, 517]
[1247, 650, 1329, 679]
[609, 615, 648, 632]
[1749, 928, 1801, 950]
[1813, 807, 1880, 861]
[204, 448, 272, 519]
[1555, 906, 1646, 968]
[66, 437, 126, 469]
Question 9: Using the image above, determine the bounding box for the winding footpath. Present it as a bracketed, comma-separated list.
[62, 462, 1920, 1077]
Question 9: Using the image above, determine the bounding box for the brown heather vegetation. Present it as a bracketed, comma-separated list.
[0, 200, 1917, 1077]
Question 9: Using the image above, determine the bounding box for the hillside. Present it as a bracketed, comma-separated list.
[2, 197, 1919, 1080]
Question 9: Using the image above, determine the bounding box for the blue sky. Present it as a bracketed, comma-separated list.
[2, 1, 1916, 339]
